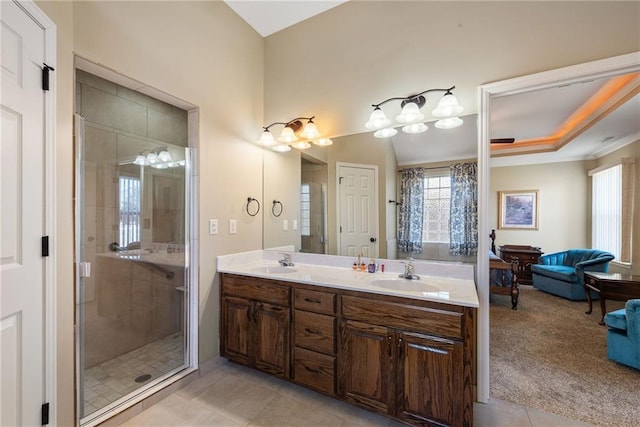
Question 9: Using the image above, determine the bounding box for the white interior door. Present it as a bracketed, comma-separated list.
[338, 163, 378, 257]
[1, 1, 48, 425]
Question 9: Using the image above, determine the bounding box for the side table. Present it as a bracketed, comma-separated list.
[499, 245, 543, 285]
[584, 272, 640, 325]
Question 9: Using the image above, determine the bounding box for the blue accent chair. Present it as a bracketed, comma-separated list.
[605, 299, 640, 370]
[530, 249, 614, 300]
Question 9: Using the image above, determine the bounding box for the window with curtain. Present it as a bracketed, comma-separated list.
[422, 174, 451, 243]
[449, 162, 478, 256]
[398, 168, 425, 253]
[590, 159, 634, 264]
[119, 175, 141, 247]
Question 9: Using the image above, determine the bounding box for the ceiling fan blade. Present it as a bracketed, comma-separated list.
[490, 138, 515, 144]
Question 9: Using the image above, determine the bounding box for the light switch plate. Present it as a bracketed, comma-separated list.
[283, 219, 288, 231]
[229, 219, 237, 234]
[209, 219, 218, 235]
[292, 219, 298, 230]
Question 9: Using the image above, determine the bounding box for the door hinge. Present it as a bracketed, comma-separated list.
[41, 402, 50, 425]
[42, 63, 55, 91]
[339, 226, 342, 233]
[41, 236, 49, 257]
[339, 176, 344, 184]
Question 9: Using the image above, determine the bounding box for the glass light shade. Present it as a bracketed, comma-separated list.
[168, 162, 179, 168]
[146, 152, 158, 164]
[313, 138, 333, 146]
[432, 93, 464, 118]
[278, 126, 298, 143]
[178, 160, 186, 166]
[272, 144, 292, 152]
[365, 108, 391, 130]
[402, 123, 428, 134]
[299, 121, 321, 139]
[151, 162, 168, 169]
[291, 141, 311, 150]
[258, 130, 276, 146]
[434, 117, 463, 129]
[158, 150, 172, 162]
[395, 102, 424, 124]
[373, 127, 398, 138]
[134, 155, 146, 166]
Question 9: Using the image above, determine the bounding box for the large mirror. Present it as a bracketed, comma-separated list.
[262, 113, 479, 260]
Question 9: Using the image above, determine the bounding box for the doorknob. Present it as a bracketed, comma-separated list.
[370, 237, 377, 243]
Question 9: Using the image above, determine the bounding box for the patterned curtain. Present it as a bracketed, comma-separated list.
[449, 162, 478, 256]
[398, 168, 425, 253]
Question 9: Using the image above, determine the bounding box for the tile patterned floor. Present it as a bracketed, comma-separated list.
[116, 358, 595, 427]
[83, 332, 185, 416]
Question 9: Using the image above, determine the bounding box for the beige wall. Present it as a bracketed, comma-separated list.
[264, 1, 640, 138]
[490, 161, 589, 254]
[37, 1, 264, 424]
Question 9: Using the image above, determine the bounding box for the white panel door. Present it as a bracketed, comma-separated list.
[1, 1, 47, 425]
[338, 164, 378, 257]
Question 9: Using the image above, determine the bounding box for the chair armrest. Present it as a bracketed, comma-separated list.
[575, 256, 615, 272]
[626, 299, 640, 341]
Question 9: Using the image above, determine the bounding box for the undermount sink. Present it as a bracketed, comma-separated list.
[370, 278, 439, 292]
[251, 266, 298, 274]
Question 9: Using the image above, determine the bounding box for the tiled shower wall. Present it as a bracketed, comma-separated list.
[75, 70, 187, 303]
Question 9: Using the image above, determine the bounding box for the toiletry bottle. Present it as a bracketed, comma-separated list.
[368, 259, 376, 273]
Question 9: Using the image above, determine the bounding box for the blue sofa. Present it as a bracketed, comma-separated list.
[530, 249, 614, 300]
[605, 299, 640, 370]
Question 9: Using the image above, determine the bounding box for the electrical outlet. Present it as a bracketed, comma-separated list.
[209, 219, 218, 235]
[229, 219, 237, 234]
[292, 219, 298, 230]
[283, 219, 288, 231]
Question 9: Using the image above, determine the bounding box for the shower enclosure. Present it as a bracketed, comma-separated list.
[74, 69, 192, 424]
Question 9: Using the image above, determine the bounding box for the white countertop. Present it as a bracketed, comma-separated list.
[217, 250, 479, 308]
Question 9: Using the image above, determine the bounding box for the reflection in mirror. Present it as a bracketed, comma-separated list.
[263, 114, 479, 260]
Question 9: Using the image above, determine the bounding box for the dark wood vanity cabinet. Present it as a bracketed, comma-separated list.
[338, 295, 473, 427]
[220, 273, 475, 427]
[221, 275, 290, 378]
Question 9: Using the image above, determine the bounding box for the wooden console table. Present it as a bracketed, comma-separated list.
[499, 245, 543, 285]
[584, 272, 640, 325]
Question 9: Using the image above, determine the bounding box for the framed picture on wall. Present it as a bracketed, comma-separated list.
[498, 190, 539, 230]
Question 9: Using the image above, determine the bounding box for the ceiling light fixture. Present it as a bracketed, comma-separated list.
[365, 85, 464, 138]
[258, 116, 333, 152]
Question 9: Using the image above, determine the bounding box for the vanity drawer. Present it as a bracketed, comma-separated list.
[221, 274, 290, 306]
[294, 288, 336, 315]
[294, 310, 336, 355]
[341, 295, 464, 339]
[293, 346, 335, 395]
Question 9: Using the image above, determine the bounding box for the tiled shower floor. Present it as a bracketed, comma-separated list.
[83, 332, 185, 416]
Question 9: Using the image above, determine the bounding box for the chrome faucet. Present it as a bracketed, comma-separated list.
[399, 257, 420, 280]
[278, 253, 294, 267]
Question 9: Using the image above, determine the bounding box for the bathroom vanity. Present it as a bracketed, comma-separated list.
[218, 251, 478, 427]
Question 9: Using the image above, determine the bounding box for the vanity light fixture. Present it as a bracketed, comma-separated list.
[258, 116, 333, 152]
[365, 85, 464, 138]
[133, 150, 185, 168]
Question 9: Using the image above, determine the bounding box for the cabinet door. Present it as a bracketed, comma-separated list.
[396, 331, 465, 427]
[254, 302, 290, 378]
[221, 296, 251, 365]
[338, 320, 393, 414]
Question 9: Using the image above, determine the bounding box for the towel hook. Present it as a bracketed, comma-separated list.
[246, 197, 260, 217]
[272, 200, 283, 217]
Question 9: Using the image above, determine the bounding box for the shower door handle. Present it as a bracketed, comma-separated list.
[79, 261, 91, 278]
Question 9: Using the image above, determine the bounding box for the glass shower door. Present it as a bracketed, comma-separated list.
[75, 114, 189, 422]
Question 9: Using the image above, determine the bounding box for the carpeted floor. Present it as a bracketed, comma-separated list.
[490, 285, 640, 427]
